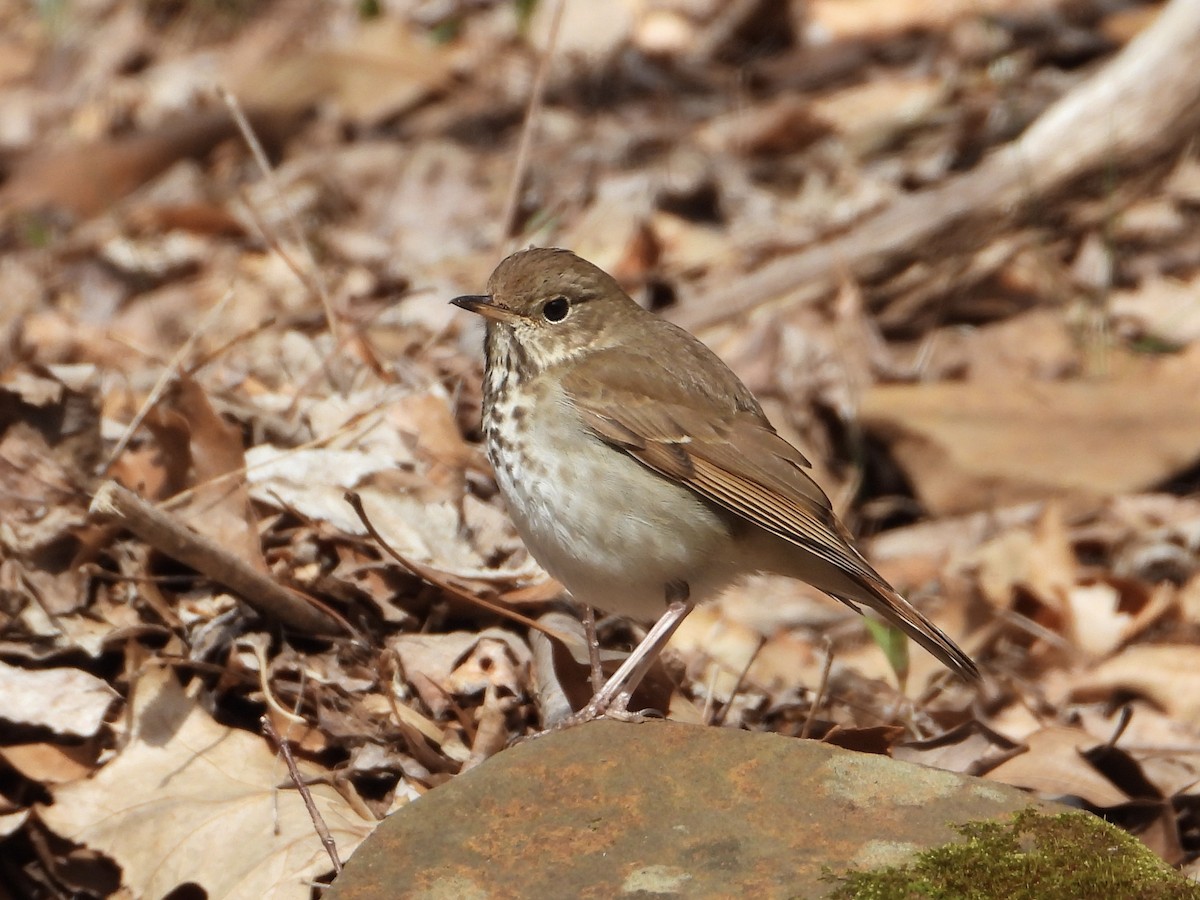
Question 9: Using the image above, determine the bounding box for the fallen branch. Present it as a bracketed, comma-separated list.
[680, 0, 1200, 331]
[90, 481, 348, 635]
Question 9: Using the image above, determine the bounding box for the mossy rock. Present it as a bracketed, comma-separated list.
[328, 722, 1195, 899]
[827, 808, 1198, 899]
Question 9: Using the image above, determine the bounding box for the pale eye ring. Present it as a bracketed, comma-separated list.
[542, 296, 570, 322]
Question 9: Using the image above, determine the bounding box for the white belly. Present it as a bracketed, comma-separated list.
[488, 391, 739, 620]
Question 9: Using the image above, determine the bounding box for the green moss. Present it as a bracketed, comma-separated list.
[825, 809, 1199, 900]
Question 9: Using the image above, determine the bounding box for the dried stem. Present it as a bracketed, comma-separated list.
[344, 490, 572, 644]
[710, 634, 766, 728]
[800, 637, 834, 741]
[261, 715, 342, 876]
[219, 86, 342, 345]
[498, 0, 566, 246]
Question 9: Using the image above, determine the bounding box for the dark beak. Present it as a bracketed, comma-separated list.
[450, 294, 523, 325]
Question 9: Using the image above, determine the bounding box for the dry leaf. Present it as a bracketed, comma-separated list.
[0, 661, 117, 738]
[238, 20, 454, 127]
[159, 376, 268, 572]
[861, 347, 1200, 515]
[812, 77, 946, 156]
[985, 726, 1128, 807]
[1065, 581, 1129, 657]
[1070, 645, 1200, 725]
[1110, 274, 1200, 347]
[391, 628, 532, 697]
[38, 667, 373, 899]
[0, 743, 97, 784]
[809, 0, 1065, 39]
[894, 721, 1023, 776]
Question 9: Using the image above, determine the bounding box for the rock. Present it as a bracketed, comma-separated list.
[327, 721, 1064, 898]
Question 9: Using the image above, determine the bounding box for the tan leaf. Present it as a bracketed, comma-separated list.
[1028, 503, 1077, 615]
[1060, 575, 1174, 660]
[0, 661, 117, 738]
[861, 347, 1200, 515]
[811, 77, 946, 156]
[1110, 273, 1200, 347]
[233, 19, 454, 126]
[984, 726, 1128, 807]
[391, 628, 532, 698]
[920, 308, 1080, 383]
[164, 376, 268, 572]
[810, 0, 1068, 40]
[0, 743, 96, 784]
[972, 528, 1038, 609]
[1070, 645, 1200, 725]
[0, 809, 29, 839]
[38, 668, 373, 899]
[1064, 581, 1129, 658]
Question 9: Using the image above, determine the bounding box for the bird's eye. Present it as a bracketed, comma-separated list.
[542, 297, 570, 322]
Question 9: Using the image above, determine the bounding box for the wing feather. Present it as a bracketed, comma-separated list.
[561, 348, 979, 680]
[562, 351, 855, 572]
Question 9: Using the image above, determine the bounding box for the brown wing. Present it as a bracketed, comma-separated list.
[561, 348, 979, 681]
[560, 349, 878, 577]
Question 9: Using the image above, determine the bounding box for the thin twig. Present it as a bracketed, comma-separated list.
[701, 663, 719, 724]
[261, 714, 342, 876]
[234, 183, 325, 311]
[344, 490, 572, 644]
[97, 287, 234, 476]
[219, 86, 342, 345]
[187, 316, 278, 374]
[711, 634, 766, 728]
[996, 607, 1075, 651]
[1101, 704, 1133, 752]
[800, 637, 834, 740]
[243, 636, 307, 725]
[498, 0, 566, 246]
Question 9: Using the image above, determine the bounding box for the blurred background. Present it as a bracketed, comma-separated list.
[2, 0, 1200, 895]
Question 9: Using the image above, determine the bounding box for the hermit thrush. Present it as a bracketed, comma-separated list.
[452, 248, 978, 719]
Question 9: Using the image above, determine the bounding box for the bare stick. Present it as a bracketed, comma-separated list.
[261, 714, 342, 876]
[234, 184, 325, 301]
[344, 490, 573, 644]
[680, 0, 1200, 332]
[579, 597, 693, 719]
[219, 87, 342, 344]
[1101, 704, 1133, 752]
[710, 634, 766, 728]
[90, 481, 347, 635]
[244, 636, 307, 725]
[498, 0, 566, 245]
[97, 287, 234, 476]
[529, 611, 586, 729]
[800, 637, 834, 740]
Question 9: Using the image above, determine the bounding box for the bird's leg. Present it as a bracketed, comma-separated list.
[581, 603, 605, 694]
[575, 580, 693, 722]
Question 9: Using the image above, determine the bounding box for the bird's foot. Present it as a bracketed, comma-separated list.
[523, 692, 660, 742]
[573, 691, 647, 724]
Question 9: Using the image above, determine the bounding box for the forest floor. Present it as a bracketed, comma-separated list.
[2, 0, 1200, 896]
